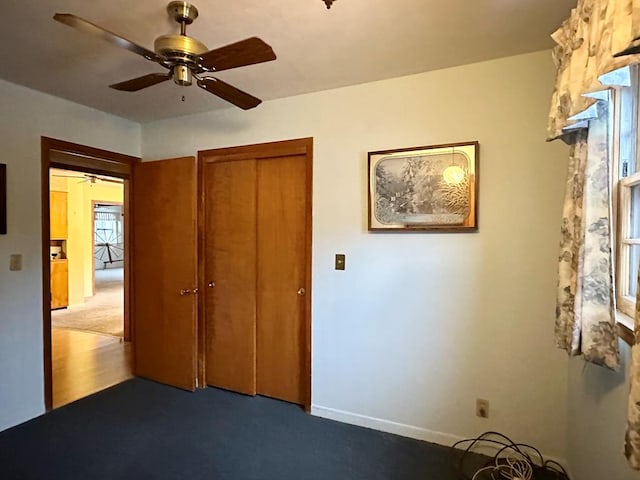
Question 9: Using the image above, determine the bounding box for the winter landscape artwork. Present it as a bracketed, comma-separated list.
[368, 142, 478, 231]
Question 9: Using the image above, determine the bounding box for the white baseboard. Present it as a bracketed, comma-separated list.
[310, 404, 568, 471]
[311, 404, 464, 446]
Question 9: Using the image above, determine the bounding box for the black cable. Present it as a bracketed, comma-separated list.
[450, 431, 570, 480]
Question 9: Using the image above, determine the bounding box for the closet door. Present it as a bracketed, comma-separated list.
[255, 155, 307, 404]
[204, 159, 257, 395]
[201, 138, 312, 407]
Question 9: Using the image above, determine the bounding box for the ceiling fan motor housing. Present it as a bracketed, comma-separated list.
[154, 35, 208, 86]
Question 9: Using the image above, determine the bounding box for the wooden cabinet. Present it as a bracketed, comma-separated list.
[50, 191, 68, 239]
[51, 260, 68, 309]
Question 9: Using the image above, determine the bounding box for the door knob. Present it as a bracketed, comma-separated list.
[208, 281, 215, 288]
[180, 289, 192, 296]
[297, 288, 306, 296]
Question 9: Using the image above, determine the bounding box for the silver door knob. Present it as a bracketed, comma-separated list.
[297, 288, 306, 296]
[180, 288, 192, 296]
[208, 281, 215, 288]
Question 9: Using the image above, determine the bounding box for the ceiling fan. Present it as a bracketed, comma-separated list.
[53, 1, 276, 110]
[53, 173, 124, 185]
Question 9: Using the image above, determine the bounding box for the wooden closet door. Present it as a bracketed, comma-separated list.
[204, 159, 257, 395]
[256, 155, 307, 404]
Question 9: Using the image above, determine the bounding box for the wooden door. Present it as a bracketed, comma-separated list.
[256, 155, 307, 404]
[201, 138, 312, 407]
[133, 157, 198, 391]
[204, 159, 258, 395]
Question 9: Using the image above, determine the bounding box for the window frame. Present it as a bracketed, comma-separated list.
[613, 66, 640, 343]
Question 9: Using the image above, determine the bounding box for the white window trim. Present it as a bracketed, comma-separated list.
[614, 66, 640, 323]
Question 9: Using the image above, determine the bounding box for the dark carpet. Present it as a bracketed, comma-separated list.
[0, 379, 475, 480]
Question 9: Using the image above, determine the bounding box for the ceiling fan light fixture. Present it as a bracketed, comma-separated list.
[323, 0, 336, 9]
[173, 65, 193, 86]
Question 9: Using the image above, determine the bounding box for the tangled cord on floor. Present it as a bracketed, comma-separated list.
[451, 431, 570, 480]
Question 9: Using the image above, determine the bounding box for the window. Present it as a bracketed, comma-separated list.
[613, 66, 640, 320]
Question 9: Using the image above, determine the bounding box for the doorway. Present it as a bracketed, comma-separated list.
[41, 138, 137, 410]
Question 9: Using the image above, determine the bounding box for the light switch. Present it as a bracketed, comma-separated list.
[9, 254, 22, 271]
[335, 254, 346, 271]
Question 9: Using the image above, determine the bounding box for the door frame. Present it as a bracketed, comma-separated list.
[197, 137, 314, 411]
[41, 136, 139, 410]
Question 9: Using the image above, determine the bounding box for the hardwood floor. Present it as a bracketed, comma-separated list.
[52, 328, 133, 408]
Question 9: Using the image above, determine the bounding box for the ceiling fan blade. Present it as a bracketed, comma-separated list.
[110, 73, 171, 92]
[96, 177, 124, 184]
[53, 13, 164, 63]
[197, 77, 262, 110]
[199, 37, 276, 71]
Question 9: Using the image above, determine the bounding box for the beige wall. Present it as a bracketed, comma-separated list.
[49, 175, 68, 192]
[67, 180, 123, 305]
[0, 77, 140, 433]
[143, 50, 570, 460]
[566, 342, 637, 480]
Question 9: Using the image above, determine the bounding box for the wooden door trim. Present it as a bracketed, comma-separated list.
[197, 155, 206, 388]
[197, 137, 313, 410]
[41, 137, 139, 411]
[200, 138, 311, 164]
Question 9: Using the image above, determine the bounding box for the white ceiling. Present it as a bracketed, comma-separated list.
[0, 0, 574, 123]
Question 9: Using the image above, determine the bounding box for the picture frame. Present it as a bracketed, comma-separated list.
[0, 163, 5, 235]
[368, 141, 479, 232]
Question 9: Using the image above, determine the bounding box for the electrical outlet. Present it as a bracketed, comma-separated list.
[476, 398, 489, 418]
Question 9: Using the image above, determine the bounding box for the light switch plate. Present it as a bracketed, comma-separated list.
[9, 254, 22, 271]
[335, 254, 346, 271]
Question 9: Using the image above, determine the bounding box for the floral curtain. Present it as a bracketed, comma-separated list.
[549, 0, 640, 469]
[627, 295, 640, 467]
[555, 116, 619, 370]
[548, 0, 640, 140]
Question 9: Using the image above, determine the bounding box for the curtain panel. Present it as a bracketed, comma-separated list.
[628, 292, 640, 467]
[548, 0, 640, 470]
[555, 112, 619, 371]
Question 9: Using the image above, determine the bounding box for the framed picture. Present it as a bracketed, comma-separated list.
[0, 163, 5, 235]
[368, 141, 479, 232]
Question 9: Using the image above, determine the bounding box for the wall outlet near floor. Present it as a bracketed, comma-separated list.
[476, 398, 489, 418]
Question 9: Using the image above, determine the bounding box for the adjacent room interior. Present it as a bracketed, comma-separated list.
[2, 1, 640, 479]
[48, 166, 132, 408]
